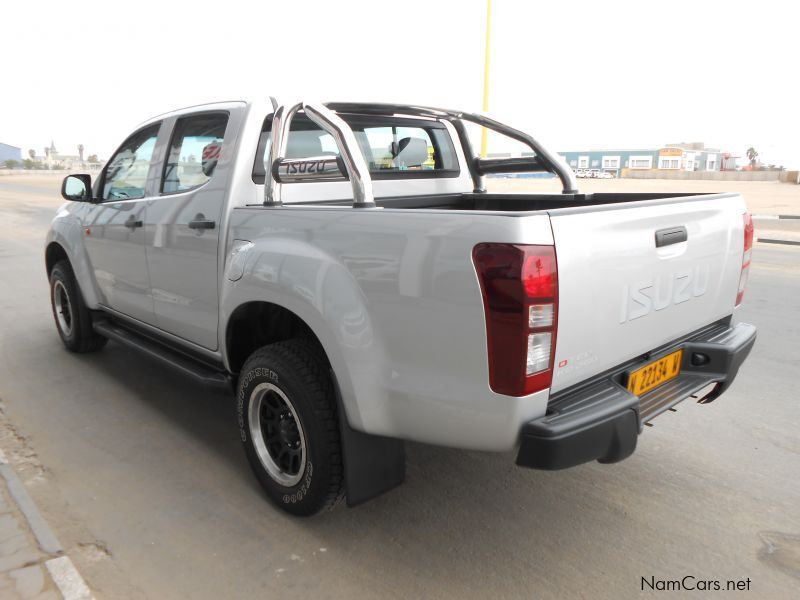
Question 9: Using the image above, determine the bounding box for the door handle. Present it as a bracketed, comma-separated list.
[124, 215, 143, 229]
[188, 213, 216, 230]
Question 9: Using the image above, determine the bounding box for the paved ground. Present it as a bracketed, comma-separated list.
[0, 175, 798, 599]
[0, 452, 61, 600]
[0, 449, 96, 600]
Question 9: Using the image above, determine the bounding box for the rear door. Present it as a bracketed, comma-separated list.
[82, 123, 162, 323]
[548, 194, 746, 393]
[143, 111, 233, 350]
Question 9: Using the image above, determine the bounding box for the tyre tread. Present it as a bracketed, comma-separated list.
[50, 260, 107, 353]
[240, 339, 344, 513]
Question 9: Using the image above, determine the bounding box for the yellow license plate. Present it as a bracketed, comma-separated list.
[627, 349, 683, 396]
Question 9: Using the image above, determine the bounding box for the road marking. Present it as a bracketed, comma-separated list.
[753, 214, 800, 220]
[46, 556, 95, 600]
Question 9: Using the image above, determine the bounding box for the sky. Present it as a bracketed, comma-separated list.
[2, 0, 798, 168]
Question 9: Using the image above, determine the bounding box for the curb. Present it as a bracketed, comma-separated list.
[46, 556, 94, 600]
[753, 214, 800, 220]
[0, 448, 95, 600]
[0, 461, 62, 554]
[757, 238, 800, 247]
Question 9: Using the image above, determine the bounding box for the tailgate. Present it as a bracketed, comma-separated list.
[549, 193, 746, 393]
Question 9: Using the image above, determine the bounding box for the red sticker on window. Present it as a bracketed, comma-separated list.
[202, 144, 221, 160]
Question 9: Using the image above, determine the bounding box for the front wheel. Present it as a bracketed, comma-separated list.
[237, 340, 344, 516]
[49, 260, 107, 353]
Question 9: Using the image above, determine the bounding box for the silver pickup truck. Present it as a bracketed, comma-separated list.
[46, 98, 756, 516]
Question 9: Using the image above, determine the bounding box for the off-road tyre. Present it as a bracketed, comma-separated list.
[237, 339, 344, 516]
[49, 260, 108, 353]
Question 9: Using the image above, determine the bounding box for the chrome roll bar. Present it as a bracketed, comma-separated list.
[458, 112, 578, 194]
[264, 100, 578, 206]
[304, 103, 375, 207]
[264, 102, 376, 208]
[326, 102, 579, 195]
[263, 101, 302, 206]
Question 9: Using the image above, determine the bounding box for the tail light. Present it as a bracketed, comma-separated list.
[736, 212, 754, 306]
[473, 244, 558, 397]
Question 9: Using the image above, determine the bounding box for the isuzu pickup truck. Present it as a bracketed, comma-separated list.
[46, 98, 756, 515]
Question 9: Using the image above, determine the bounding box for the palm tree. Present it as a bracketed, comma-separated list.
[78, 144, 84, 161]
[746, 147, 759, 168]
[28, 149, 35, 160]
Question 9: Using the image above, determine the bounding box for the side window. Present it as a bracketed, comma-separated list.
[102, 124, 160, 200]
[162, 113, 228, 194]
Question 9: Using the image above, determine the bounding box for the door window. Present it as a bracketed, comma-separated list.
[102, 124, 160, 200]
[162, 113, 229, 194]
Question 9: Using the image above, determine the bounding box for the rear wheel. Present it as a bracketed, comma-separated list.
[49, 260, 107, 353]
[237, 340, 343, 516]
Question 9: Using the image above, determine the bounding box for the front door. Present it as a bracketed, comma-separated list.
[82, 123, 162, 324]
[144, 112, 230, 350]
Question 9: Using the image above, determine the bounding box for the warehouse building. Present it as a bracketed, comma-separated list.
[558, 143, 729, 177]
[0, 143, 22, 163]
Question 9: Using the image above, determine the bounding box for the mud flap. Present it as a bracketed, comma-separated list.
[332, 378, 405, 507]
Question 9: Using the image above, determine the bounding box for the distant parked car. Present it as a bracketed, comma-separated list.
[597, 171, 615, 179]
[588, 169, 601, 178]
[575, 169, 587, 178]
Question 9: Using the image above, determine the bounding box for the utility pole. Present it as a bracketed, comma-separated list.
[480, 0, 492, 157]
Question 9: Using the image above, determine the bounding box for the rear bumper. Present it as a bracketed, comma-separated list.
[516, 321, 756, 470]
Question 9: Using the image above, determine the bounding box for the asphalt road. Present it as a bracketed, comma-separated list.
[0, 179, 798, 599]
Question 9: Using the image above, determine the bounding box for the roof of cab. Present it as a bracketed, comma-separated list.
[135, 99, 258, 129]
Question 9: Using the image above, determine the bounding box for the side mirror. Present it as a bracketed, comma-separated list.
[61, 174, 93, 202]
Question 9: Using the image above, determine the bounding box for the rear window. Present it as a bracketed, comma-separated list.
[252, 113, 459, 183]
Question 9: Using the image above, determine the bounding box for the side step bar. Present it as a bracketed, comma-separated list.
[92, 320, 232, 390]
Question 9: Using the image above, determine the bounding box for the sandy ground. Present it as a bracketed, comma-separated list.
[486, 176, 800, 216]
[0, 176, 798, 599]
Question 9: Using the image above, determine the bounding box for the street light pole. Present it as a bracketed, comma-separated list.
[480, 0, 492, 158]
